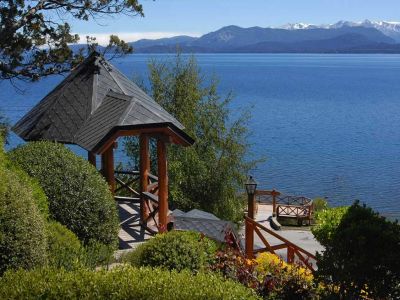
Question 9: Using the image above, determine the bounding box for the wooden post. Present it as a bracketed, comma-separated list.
[139, 134, 150, 224]
[157, 138, 168, 233]
[245, 193, 255, 258]
[271, 190, 279, 217]
[287, 246, 295, 264]
[88, 151, 96, 168]
[245, 218, 254, 258]
[101, 143, 115, 193]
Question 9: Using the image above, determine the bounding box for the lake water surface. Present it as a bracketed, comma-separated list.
[1, 54, 400, 218]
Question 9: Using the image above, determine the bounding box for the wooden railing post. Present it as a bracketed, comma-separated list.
[139, 134, 150, 224]
[287, 246, 295, 264]
[245, 192, 256, 258]
[245, 217, 254, 258]
[101, 142, 115, 193]
[271, 189, 278, 217]
[157, 138, 168, 233]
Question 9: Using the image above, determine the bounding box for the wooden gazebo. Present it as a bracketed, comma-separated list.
[12, 52, 194, 233]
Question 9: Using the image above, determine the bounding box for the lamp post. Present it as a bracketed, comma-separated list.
[245, 175, 257, 258]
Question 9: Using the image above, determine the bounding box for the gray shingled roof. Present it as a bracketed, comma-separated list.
[174, 216, 235, 243]
[171, 209, 240, 244]
[12, 52, 193, 152]
[184, 209, 221, 220]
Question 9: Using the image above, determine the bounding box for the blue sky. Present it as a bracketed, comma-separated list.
[72, 0, 400, 44]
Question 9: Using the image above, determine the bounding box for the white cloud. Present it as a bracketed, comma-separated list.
[75, 31, 201, 45]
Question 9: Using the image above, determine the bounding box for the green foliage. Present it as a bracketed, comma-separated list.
[0, 1, 143, 82]
[0, 113, 9, 143]
[0, 144, 47, 275]
[82, 239, 116, 269]
[211, 247, 318, 300]
[316, 201, 400, 299]
[125, 54, 259, 222]
[0, 266, 259, 300]
[125, 230, 218, 272]
[311, 206, 348, 245]
[312, 197, 328, 212]
[9, 141, 119, 246]
[46, 222, 115, 270]
[46, 221, 83, 270]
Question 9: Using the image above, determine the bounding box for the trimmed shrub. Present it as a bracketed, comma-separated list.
[9, 141, 119, 246]
[46, 222, 115, 270]
[46, 221, 83, 270]
[125, 230, 218, 272]
[0, 266, 260, 300]
[311, 206, 348, 245]
[82, 239, 115, 269]
[8, 165, 49, 218]
[0, 143, 47, 275]
[316, 201, 400, 299]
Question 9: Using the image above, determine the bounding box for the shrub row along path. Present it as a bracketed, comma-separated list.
[116, 199, 324, 264]
[240, 203, 324, 262]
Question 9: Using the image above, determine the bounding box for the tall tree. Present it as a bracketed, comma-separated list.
[0, 0, 143, 82]
[125, 54, 259, 222]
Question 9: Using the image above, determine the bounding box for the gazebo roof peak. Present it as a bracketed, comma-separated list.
[12, 52, 193, 153]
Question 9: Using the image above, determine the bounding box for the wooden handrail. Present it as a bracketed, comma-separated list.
[245, 216, 317, 272]
[142, 191, 159, 204]
[148, 173, 158, 182]
[114, 170, 140, 175]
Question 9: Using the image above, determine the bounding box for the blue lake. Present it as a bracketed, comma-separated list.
[1, 54, 400, 218]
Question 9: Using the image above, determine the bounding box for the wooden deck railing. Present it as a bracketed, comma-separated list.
[256, 190, 314, 223]
[246, 216, 317, 272]
[114, 170, 140, 202]
[114, 169, 160, 233]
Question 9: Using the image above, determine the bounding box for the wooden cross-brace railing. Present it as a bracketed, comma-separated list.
[114, 169, 160, 234]
[245, 216, 317, 272]
[114, 170, 140, 202]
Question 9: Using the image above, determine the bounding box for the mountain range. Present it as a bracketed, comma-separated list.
[129, 20, 400, 53]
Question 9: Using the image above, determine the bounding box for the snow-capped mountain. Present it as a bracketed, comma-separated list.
[280, 23, 318, 30]
[356, 20, 400, 42]
[280, 20, 400, 42]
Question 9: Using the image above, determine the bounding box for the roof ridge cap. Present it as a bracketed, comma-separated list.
[98, 58, 130, 95]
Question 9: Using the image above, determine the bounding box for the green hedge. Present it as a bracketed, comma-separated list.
[311, 206, 349, 245]
[46, 222, 115, 270]
[0, 143, 47, 275]
[0, 266, 259, 300]
[9, 141, 119, 246]
[125, 230, 218, 272]
[46, 221, 83, 270]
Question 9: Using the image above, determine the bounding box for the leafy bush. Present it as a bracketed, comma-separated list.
[0, 266, 259, 300]
[311, 206, 348, 245]
[211, 246, 259, 289]
[255, 252, 317, 299]
[46, 221, 115, 270]
[9, 141, 119, 246]
[82, 239, 116, 269]
[46, 221, 83, 270]
[312, 197, 328, 212]
[316, 201, 400, 299]
[211, 247, 319, 300]
[125, 230, 218, 272]
[0, 142, 47, 275]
